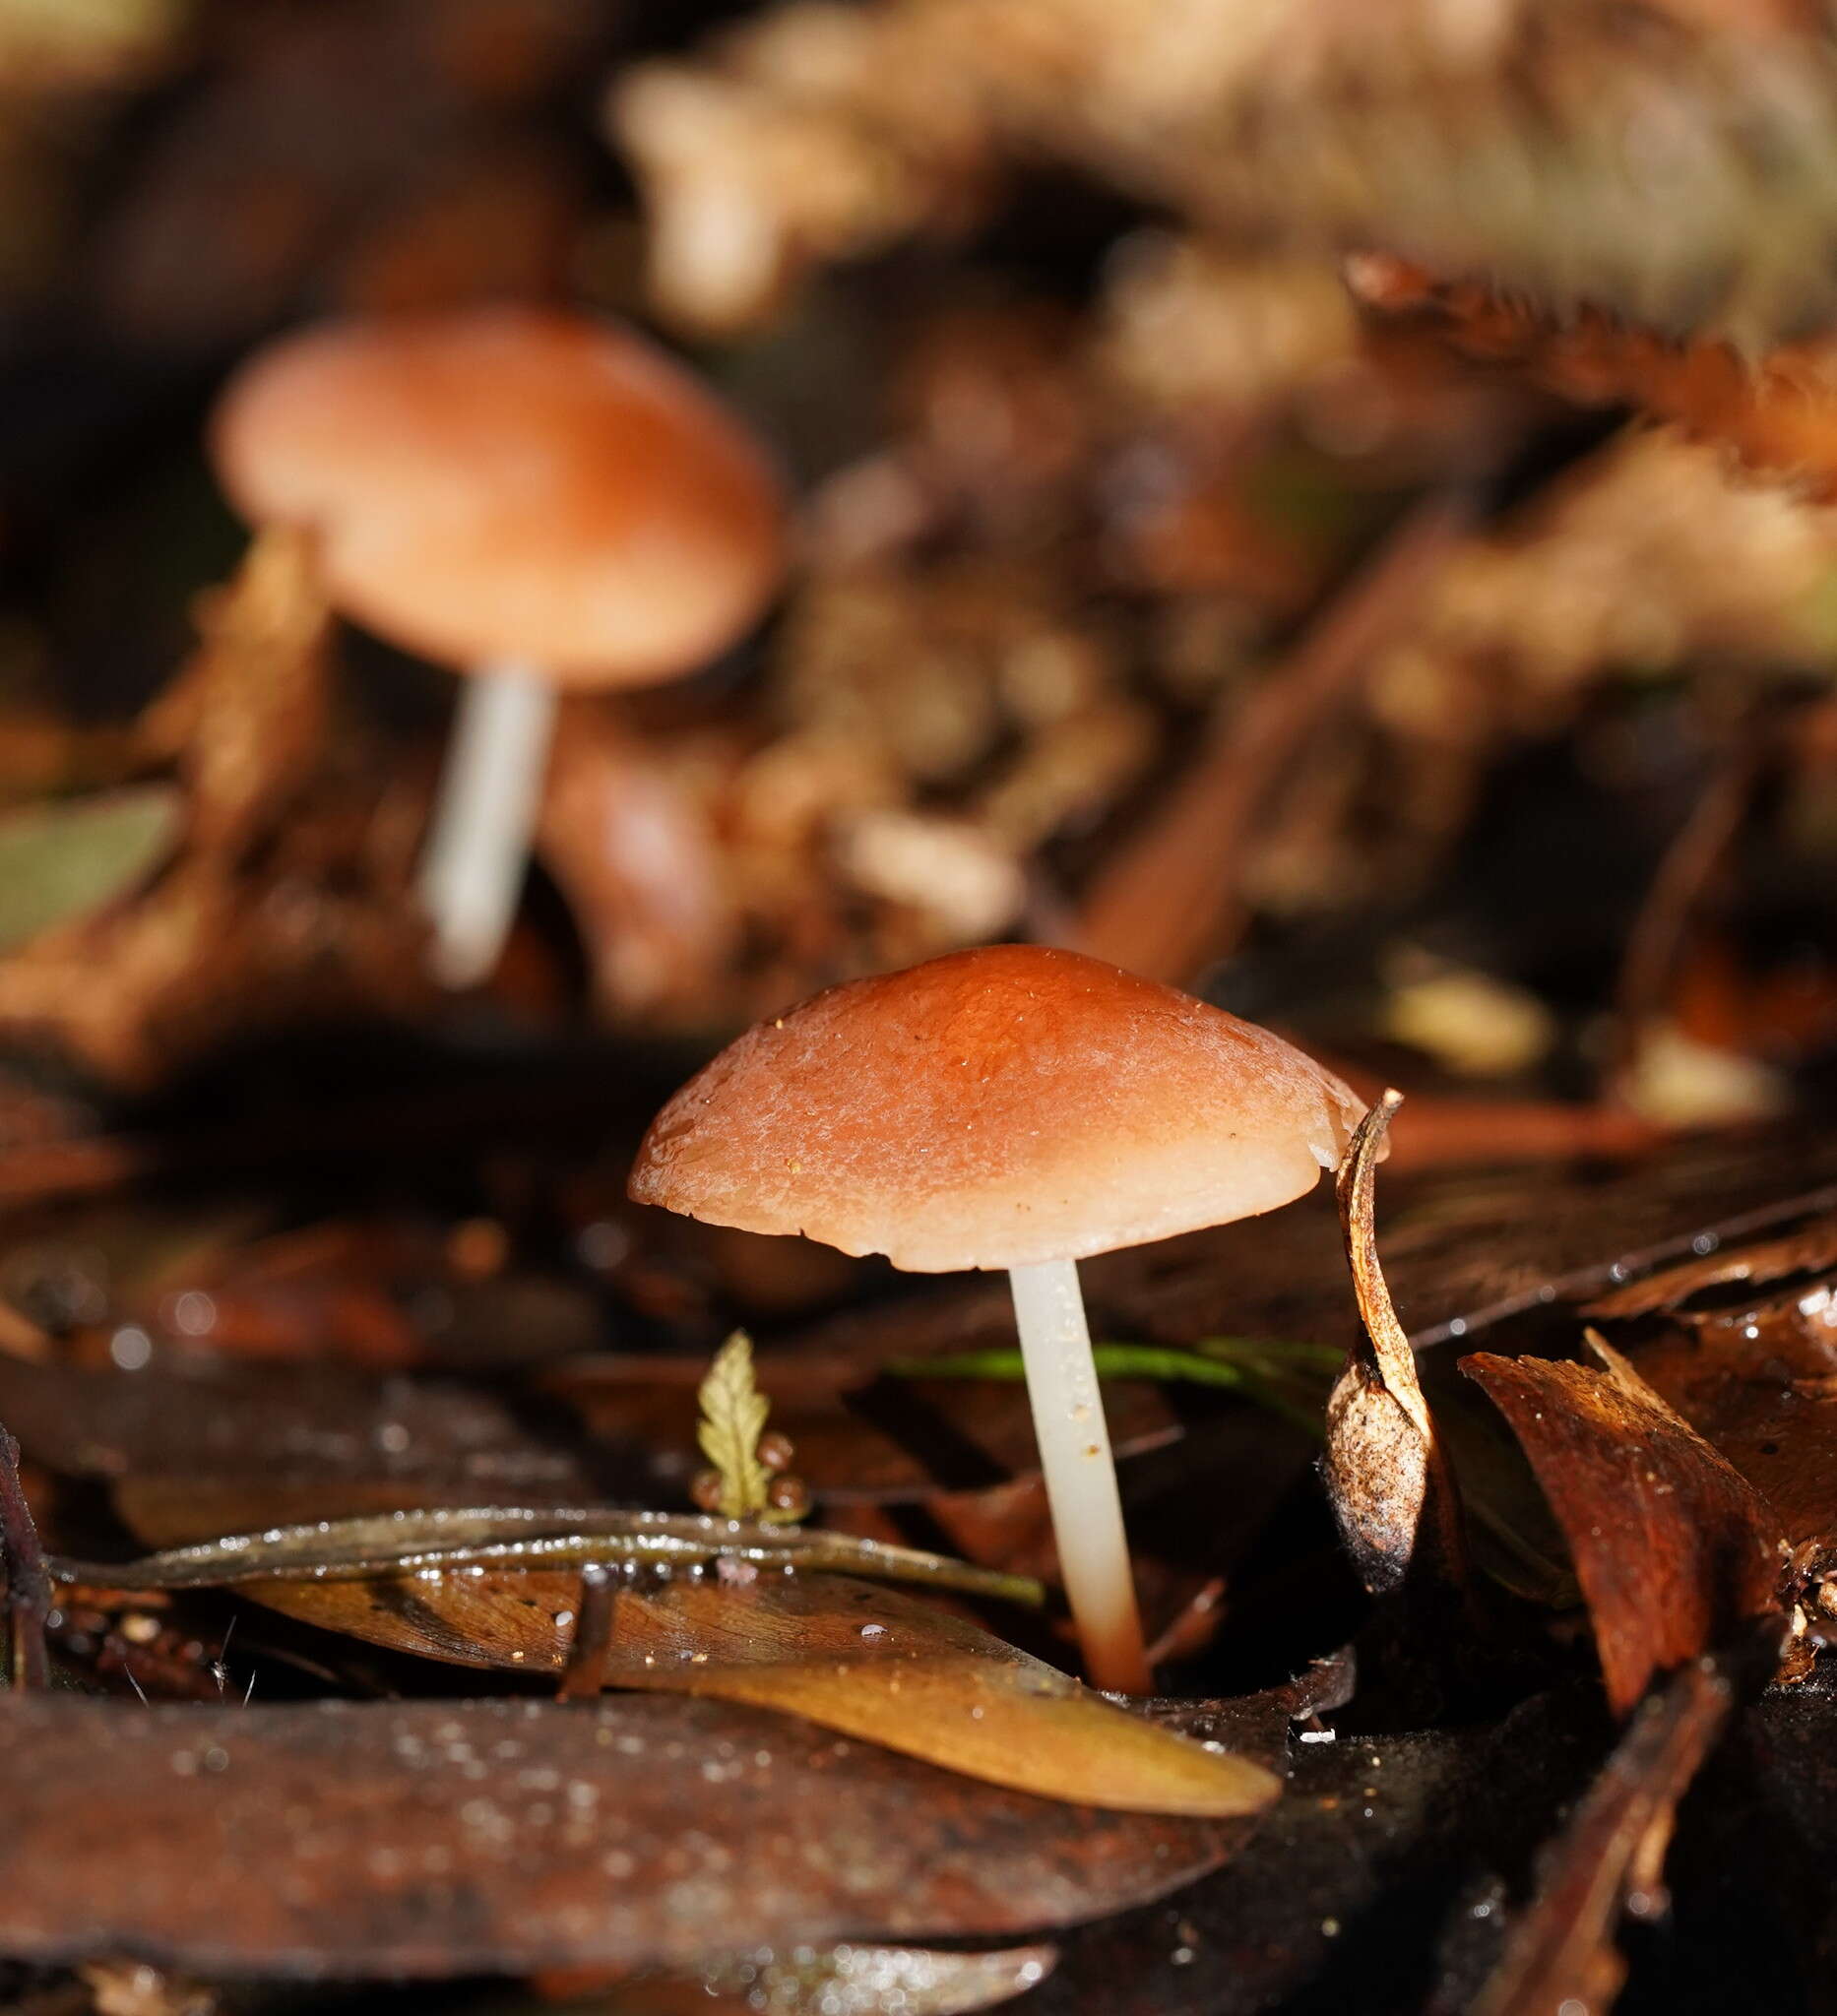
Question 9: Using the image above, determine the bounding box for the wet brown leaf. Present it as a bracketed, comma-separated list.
[83, 1505, 1040, 1607]
[1461, 1340, 1785, 1715]
[1581, 1213, 1837, 1322]
[1587, 1219, 1837, 1571]
[0, 1692, 1241, 1975]
[1381, 1127, 1837, 1353]
[227, 1562, 1278, 1816]
[0, 1355, 629, 1515]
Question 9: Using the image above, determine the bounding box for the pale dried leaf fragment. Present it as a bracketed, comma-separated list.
[616, 0, 1837, 347]
[80, 1961, 216, 2016]
[609, 2, 995, 332]
[1323, 1089, 1461, 1590]
[0, 0, 190, 94]
[138, 527, 332, 857]
[691, 1942, 1056, 2014]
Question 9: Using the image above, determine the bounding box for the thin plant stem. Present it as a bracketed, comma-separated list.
[0, 1426, 50, 1690]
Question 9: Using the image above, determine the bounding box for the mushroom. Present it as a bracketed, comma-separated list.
[628, 943, 1366, 1693]
[210, 305, 787, 987]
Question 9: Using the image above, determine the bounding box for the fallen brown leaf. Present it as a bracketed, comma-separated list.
[537, 703, 740, 1021]
[208, 1558, 1278, 1816]
[0, 1692, 1242, 1974]
[1460, 1339, 1785, 1715]
[1581, 1211, 1837, 1322]
[1584, 1211, 1837, 1592]
[0, 1355, 621, 1517]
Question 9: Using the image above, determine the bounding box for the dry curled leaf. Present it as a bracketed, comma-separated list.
[1323, 1089, 1461, 1591]
[138, 527, 332, 857]
[1461, 1337, 1786, 1715]
[0, 1693, 1239, 1975]
[618, 0, 1837, 349]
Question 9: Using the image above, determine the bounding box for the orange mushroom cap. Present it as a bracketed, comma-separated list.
[630, 944, 1367, 1273]
[210, 306, 787, 687]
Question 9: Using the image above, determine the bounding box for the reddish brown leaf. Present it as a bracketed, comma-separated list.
[0, 1356, 639, 1535]
[536, 704, 741, 1020]
[1587, 1220, 1837, 1572]
[1461, 1340, 1785, 1715]
[1581, 1213, 1837, 1321]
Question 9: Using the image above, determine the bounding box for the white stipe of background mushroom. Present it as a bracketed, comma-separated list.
[209, 306, 786, 988]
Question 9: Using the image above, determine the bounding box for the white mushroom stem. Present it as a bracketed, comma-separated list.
[416, 661, 559, 988]
[1007, 1258, 1152, 1695]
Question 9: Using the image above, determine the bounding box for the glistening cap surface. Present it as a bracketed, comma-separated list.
[211, 306, 786, 686]
[630, 944, 1367, 1272]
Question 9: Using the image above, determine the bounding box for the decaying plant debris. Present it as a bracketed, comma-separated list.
[10, 2, 1837, 2013]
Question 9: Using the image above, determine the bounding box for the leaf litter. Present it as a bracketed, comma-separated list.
[0, 1691, 1251, 1977]
[54, 1515, 1275, 1816]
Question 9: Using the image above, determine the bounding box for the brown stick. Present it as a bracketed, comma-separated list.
[1074, 488, 1475, 982]
[556, 1562, 617, 1703]
[1609, 735, 1768, 1102]
[0, 1427, 50, 1690]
